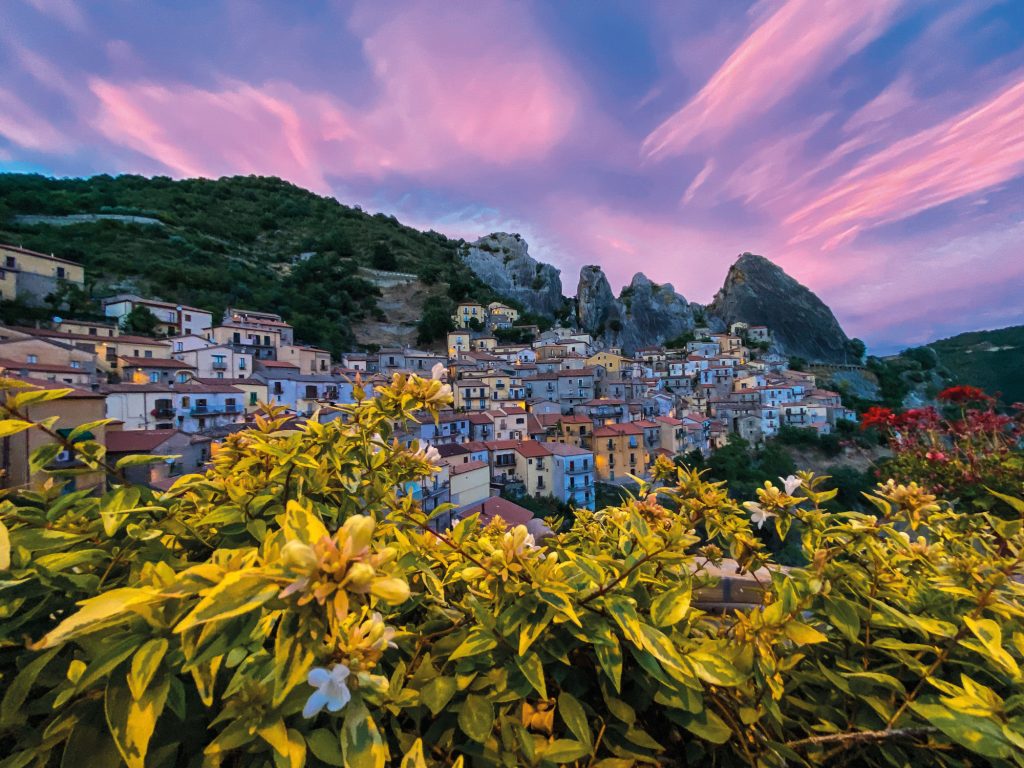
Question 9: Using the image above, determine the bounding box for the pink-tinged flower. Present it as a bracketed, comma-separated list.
[925, 450, 947, 462]
[431, 362, 447, 381]
[780, 475, 802, 496]
[303, 664, 351, 718]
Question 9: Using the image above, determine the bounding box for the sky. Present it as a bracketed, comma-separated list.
[1, 0, 1023, 353]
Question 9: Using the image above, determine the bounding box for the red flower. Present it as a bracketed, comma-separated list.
[937, 385, 993, 405]
[861, 406, 897, 430]
[925, 450, 947, 462]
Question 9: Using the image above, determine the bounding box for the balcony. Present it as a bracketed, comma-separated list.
[153, 407, 175, 419]
[191, 403, 241, 416]
[211, 360, 228, 370]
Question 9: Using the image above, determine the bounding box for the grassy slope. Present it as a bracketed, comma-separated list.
[0, 173, 500, 353]
[927, 325, 1024, 405]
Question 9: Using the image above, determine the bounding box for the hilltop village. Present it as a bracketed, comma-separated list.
[0, 241, 856, 525]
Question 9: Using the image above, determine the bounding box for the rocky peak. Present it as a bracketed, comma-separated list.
[708, 252, 854, 363]
[576, 266, 694, 354]
[461, 233, 564, 319]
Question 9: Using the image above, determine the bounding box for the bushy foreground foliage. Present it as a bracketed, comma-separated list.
[1, 374, 1024, 767]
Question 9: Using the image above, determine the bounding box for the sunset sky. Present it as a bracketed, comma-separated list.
[2, 0, 1023, 352]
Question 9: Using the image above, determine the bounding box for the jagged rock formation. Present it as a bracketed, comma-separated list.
[708, 253, 854, 363]
[576, 267, 694, 354]
[462, 233, 564, 319]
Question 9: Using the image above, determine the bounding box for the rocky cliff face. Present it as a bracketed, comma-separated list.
[708, 253, 854, 363]
[462, 233, 564, 319]
[576, 267, 694, 354]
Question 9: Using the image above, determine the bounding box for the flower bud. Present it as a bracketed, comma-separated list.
[344, 562, 376, 592]
[343, 515, 376, 552]
[370, 577, 411, 604]
[281, 540, 317, 571]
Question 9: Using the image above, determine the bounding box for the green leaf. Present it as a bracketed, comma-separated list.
[986, 488, 1024, 514]
[100, 487, 142, 537]
[515, 651, 547, 698]
[115, 454, 171, 469]
[557, 691, 592, 749]
[911, 699, 1012, 758]
[687, 651, 747, 687]
[400, 739, 428, 768]
[32, 588, 159, 649]
[650, 584, 692, 627]
[458, 694, 493, 742]
[174, 571, 279, 632]
[783, 621, 828, 645]
[128, 638, 168, 700]
[105, 676, 170, 768]
[341, 702, 387, 768]
[448, 629, 497, 660]
[272, 618, 314, 706]
[0, 647, 59, 727]
[825, 597, 860, 642]
[679, 708, 732, 744]
[420, 676, 457, 716]
[540, 739, 589, 763]
[594, 633, 623, 693]
[306, 729, 345, 766]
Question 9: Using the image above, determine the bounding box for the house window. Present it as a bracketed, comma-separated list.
[185, 313, 192, 321]
[70, 361, 80, 369]
[175, 342, 183, 352]
[249, 391, 258, 406]
[56, 266, 66, 279]
[305, 385, 317, 399]
[4, 256, 14, 268]
[144, 350, 153, 358]
[263, 335, 270, 346]
[149, 372, 160, 383]
[233, 332, 241, 344]
[177, 373, 189, 383]
[238, 359, 246, 369]
[88, 327, 97, 336]
[27, 354, 38, 364]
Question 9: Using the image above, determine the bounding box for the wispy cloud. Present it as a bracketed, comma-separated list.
[785, 76, 1024, 246]
[641, 0, 900, 159]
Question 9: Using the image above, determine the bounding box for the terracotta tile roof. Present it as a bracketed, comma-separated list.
[258, 360, 300, 369]
[0, 376, 102, 398]
[0, 358, 84, 374]
[105, 428, 181, 453]
[514, 441, 551, 458]
[593, 423, 643, 437]
[451, 459, 488, 475]
[544, 442, 591, 457]
[462, 496, 535, 527]
[120, 355, 192, 369]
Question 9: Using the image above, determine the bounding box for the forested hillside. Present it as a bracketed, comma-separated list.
[0, 174, 507, 353]
[926, 325, 1024, 405]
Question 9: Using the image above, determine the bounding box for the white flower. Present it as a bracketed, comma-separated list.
[744, 501, 776, 529]
[781, 475, 802, 496]
[414, 444, 442, 466]
[303, 664, 351, 718]
[431, 363, 447, 381]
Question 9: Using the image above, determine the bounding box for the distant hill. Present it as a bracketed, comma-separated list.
[926, 325, 1024, 405]
[0, 173, 519, 353]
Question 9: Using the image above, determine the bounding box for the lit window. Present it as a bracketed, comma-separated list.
[27, 354, 38, 364]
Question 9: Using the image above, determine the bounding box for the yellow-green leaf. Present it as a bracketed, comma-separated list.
[0, 519, 9, 571]
[105, 676, 169, 768]
[174, 571, 279, 632]
[783, 621, 828, 645]
[651, 584, 692, 627]
[420, 676, 457, 716]
[458, 694, 493, 742]
[515, 651, 547, 698]
[32, 588, 159, 649]
[128, 638, 168, 700]
[0, 419, 33, 438]
[557, 691, 592, 749]
[306, 728, 344, 766]
[400, 739, 428, 768]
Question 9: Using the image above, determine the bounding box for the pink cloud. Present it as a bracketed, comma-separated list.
[83, 1, 578, 189]
[785, 76, 1024, 245]
[641, 0, 899, 159]
[0, 87, 71, 152]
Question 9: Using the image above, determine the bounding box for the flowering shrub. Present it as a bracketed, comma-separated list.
[862, 385, 1024, 513]
[2, 374, 1024, 767]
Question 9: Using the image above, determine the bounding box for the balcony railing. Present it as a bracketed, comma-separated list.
[211, 360, 228, 370]
[191, 404, 241, 415]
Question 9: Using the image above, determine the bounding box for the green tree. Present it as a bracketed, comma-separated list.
[416, 299, 454, 345]
[371, 242, 397, 271]
[120, 305, 160, 335]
